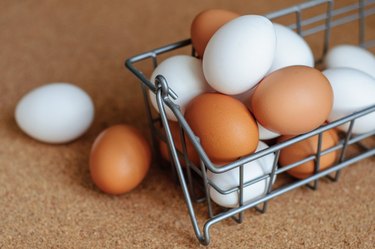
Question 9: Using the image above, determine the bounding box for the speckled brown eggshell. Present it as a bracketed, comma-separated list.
[191, 9, 240, 58]
[184, 93, 259, 162]
[278, 128, 339, 179]
[251, 65, 333, 135]
[90, 125, 151, 195]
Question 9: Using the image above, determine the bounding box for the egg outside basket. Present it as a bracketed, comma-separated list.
[125, 0, 375, 245]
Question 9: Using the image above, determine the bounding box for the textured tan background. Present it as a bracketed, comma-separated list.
[0, 0, 374, 248]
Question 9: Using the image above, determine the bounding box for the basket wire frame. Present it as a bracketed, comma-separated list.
[125, 0, 375, 245]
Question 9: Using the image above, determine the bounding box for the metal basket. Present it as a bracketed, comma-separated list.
[125, 0, 375, 245]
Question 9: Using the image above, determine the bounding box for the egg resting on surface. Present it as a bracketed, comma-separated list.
[208, 160, 266, 208]
[278, 128, 339, 179]
[322, 68, 375, 134]
[184, 93, 259, 162]
[191, 9, 239, 58]
[208, 141, 276, 208]
[15, 82, 94, 144]
[90, 125, 151, 195]
[251, 65, 333, 135]
[324, 44, 375, 78]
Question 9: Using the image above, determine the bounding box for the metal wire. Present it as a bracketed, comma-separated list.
[125, 0, 375, 245]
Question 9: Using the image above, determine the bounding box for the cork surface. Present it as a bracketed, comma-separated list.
[1, 0, 374, 248]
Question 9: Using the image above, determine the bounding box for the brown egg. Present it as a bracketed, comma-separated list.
[90, 125, 151, 195]
[185, 93, 259, 162]
[251, 65, 333, 135]
[159, 121, 200, 167]
[278, 128, 339, 179]
[191, 9, 240, 58]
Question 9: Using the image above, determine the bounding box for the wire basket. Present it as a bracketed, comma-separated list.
[125, 0, 375, 245]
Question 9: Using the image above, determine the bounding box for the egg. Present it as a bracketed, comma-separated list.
[207, 141, 276, 208]
[324, 44, 375, 78]
[251, 66, 333, 135]
[185, 93, 259, 162]
[159, 121, 200, 167]
[268, 23, 314, 74]
[191, 9, 239, 58]
[253, 141, 277, 178]
[278, 128, 339, 179]
[203, 15, 276, 95]
[90, 125, 151, 195]
[232, 86, 256, 109]
[208, 161, 266, 208]
[257, 122, 280, 140]
[233, 89, 280, 140]
[322, 68, 375, 134]
[149, 55, 211, 121]
[15, 82, 94, 143]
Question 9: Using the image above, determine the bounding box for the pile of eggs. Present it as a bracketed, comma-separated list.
[154, 9, 375, 208]
[13, 8, 375, 204]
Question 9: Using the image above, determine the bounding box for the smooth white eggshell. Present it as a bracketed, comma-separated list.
[324, 44, 375, 78]
[232, 86, 256, 109]
[258, 122, 280, 140]
[149, 55, 211, 121]
[203, 15, 276, 95]
[323, 68, 375, 134]
[208, 161, 266, 208]
[15, 83, 94, 143]
[267, 23, 314, 74]
[329, 109, 375, 134]
[255, 141, 277, 180]
[208, 141, 276, 208]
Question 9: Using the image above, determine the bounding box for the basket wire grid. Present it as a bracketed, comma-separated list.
[125, 0, 375, 245]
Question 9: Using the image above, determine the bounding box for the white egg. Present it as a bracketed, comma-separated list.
[258, 122, 280, 140]
[268, 23, 314, 74]
[324, 44, 375, 78]
[15, 83, 94, 144]
[208, 141, 276, 208]
[255, 141, 277, 177]
[149, 55, 210, 121]
[203, 15, 276, 95]
[208, 161, 266, 208]
[232, 86, 256, 109]
[323, 68, 375, 134]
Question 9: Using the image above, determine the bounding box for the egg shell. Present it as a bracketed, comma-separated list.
[208, 161, 266, 208]
[267, 23, 314, 74]
[254, 141, 277, 181]
[233, 89, 280, 140]
[90, 125, 151, 195]
[207, 142, 275, 208]
[232, 86, 256, 109]
[323, 68, 375, 134]
[324, 44, 375, 78]
[15, 83, 94, 144]
[159, 121, 200, 167]
[329, 109, 375, 134]
[149, 55, 211, 121]
[191, 9, 239, 58]
[251, 65, 333, 135]
[258, 122, 280, 140]
[185, 93, 259, 162]
[278, 128, 339, 179]
[203, 15, 276, 95]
